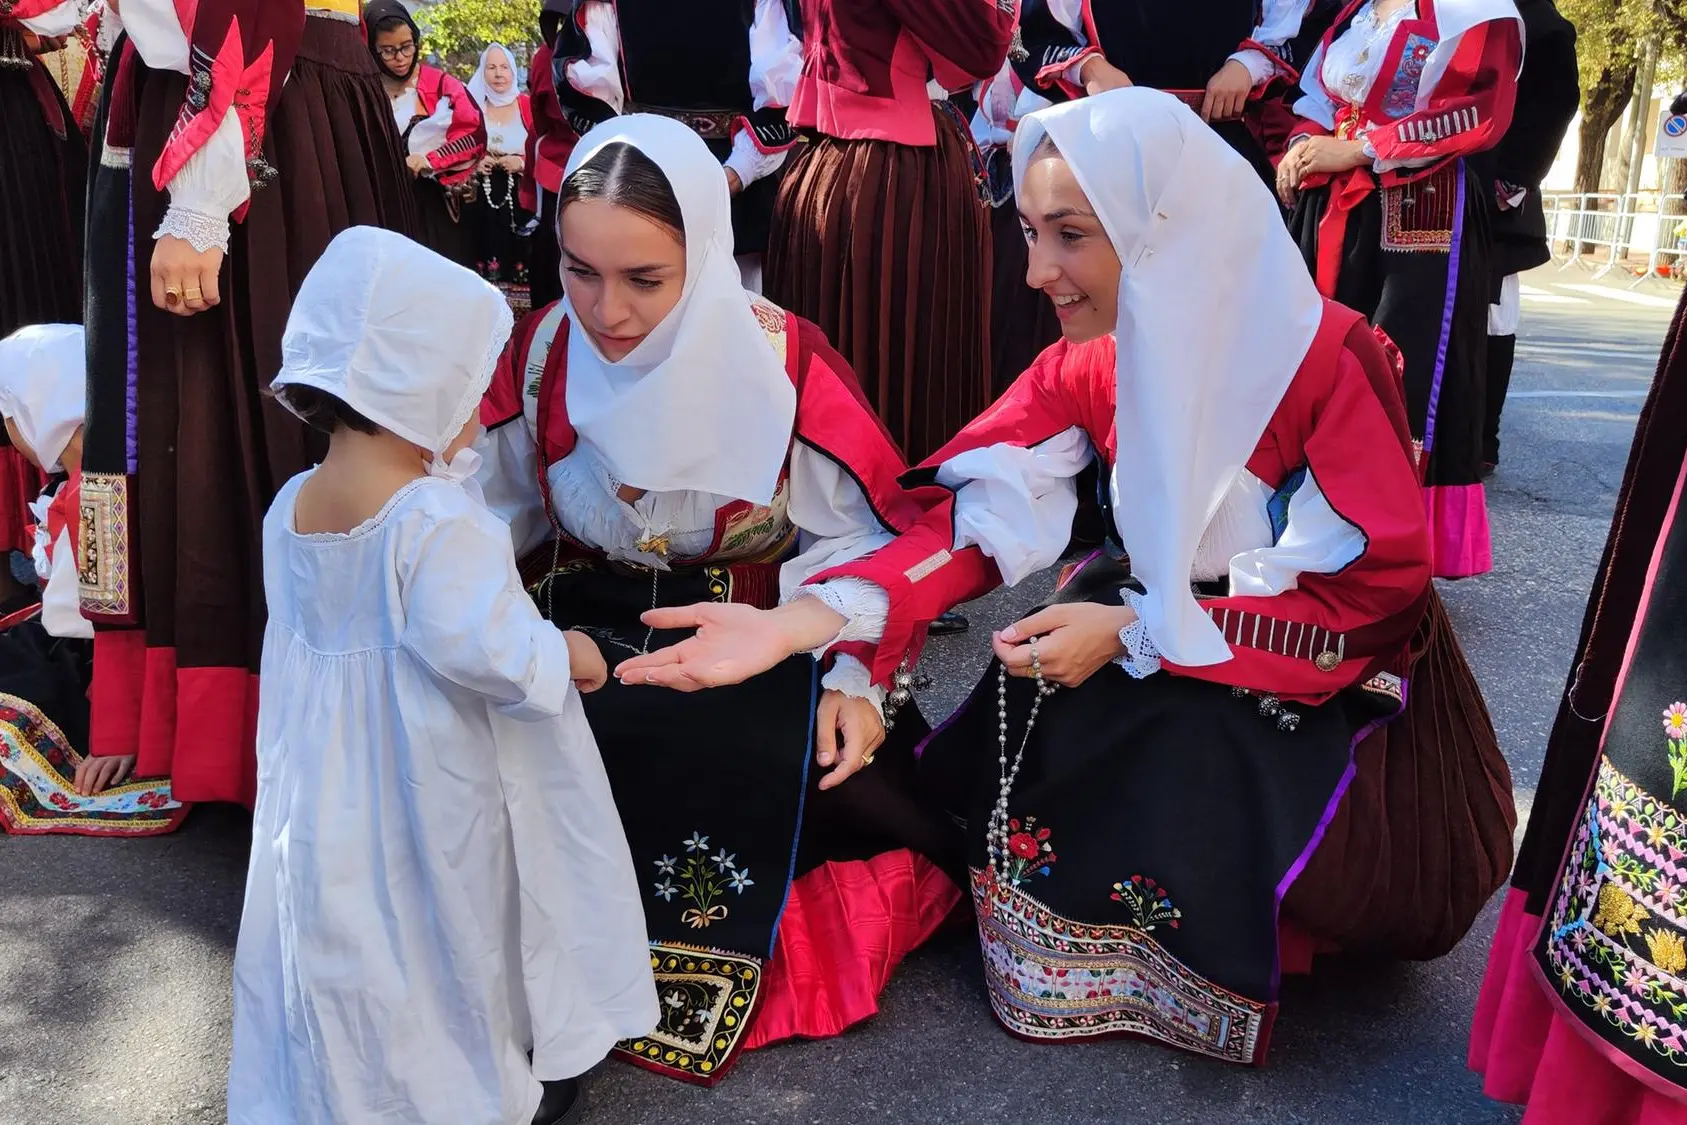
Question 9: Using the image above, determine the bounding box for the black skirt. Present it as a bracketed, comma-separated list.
[462, 166, 536, 316]
[0, 41, 85, 336]
[528, 547, 954, 1081]
[917, 559, 1384, 1064]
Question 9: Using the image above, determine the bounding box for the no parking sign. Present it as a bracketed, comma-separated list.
[1658, 112, 1687, 158]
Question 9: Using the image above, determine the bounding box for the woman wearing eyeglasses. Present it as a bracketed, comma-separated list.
[365, 0, 487, 267]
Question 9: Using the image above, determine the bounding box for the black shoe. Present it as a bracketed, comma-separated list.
[532, 1078, 582, 1125]
[928, 610, 969, 636]
[1479, 461, 1497, 480]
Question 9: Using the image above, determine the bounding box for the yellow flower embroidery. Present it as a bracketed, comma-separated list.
[1594, 884, 1649, 937]
[1645, 928, 1687, 975]
[1633, 1023, 1660, 1045]
[1593, 994, 1613, 1014]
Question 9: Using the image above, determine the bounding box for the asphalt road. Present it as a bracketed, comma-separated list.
[0, 267, 1677, 1125]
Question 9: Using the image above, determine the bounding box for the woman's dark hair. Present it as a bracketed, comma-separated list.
[372, 14, 414, 38]
[557, 143, 685, 243]
[272, 385, 380, 437]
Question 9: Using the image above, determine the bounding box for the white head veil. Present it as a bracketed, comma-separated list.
[560, 114, 796, 505]
[0, 324, 86, 474]
[467, 42, 521, 110]
[1012, 88, 1326, 667]
[273, 226, 514, 455]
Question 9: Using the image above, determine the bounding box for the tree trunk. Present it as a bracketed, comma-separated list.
[1624, 39, 1660, 199]
[1577, 62, 1640, 195]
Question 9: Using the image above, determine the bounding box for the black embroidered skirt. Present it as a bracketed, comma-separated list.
[916, 564, 1378, 1065]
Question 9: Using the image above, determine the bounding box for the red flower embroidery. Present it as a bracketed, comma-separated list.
[1008, 832, 1041, 860]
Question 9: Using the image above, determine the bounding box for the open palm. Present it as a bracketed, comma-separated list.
[614, 602, 793, 691]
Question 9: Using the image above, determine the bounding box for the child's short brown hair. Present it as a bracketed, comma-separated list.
[273, 385, 381, 436]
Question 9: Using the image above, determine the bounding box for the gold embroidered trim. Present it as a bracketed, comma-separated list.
[77, 472, 132, 619]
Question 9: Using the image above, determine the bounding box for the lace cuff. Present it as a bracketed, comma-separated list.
[792, 577, 890, 654]
[723, 129, 789, 189]
[820, 654, 888, 719]
[1115, 590, 1162, 679]
[154, 206, 232, 253]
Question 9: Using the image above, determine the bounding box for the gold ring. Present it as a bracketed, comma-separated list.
[862, 750, 877, 766]
[164, 287, 181, 308]
[184, 287, 203, 302]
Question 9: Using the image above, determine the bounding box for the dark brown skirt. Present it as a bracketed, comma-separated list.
[1281, 588, 1517, 959]
[86, 14, 414, 803]
[765, 105, 991, 463]
[988, 200, 1060, 398]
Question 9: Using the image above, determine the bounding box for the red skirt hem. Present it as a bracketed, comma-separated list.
[1425, 483, 1493, 579]
[742, 850, 960, 1051]
[1470, 888, 1687, 1123]
[89, 630, 258, 806]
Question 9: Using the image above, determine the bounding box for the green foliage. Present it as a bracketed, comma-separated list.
[1561, 0, 1687, 91]
[414, 0, 538, 74]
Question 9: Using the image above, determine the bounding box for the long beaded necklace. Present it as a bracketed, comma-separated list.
[476, 163, 524, 234]
[983, 642, 1059, 883]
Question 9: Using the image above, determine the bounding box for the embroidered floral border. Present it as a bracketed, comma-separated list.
[1541, 758, 1687, 1069]
[0, 692, 185, 836]
[613, 942, 762, 1085]
[970, 869, 1268, 1065]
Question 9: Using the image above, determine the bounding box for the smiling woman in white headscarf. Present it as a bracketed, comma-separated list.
[0, 324, 186, 835]
[620, 88, 1513, 1063]
[228, 226, 657, 1125]
[473, 113, 974, 1085]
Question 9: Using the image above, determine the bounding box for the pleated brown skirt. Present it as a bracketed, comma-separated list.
[765, 105, 991, 463]
[1281, 588, 1517, 959]
[84, 14, 415, 803]
[988, 200, 1061, 398]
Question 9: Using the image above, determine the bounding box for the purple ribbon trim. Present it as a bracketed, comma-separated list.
[124, 189, 139, 475]
[1268, 679, 1410, 997]
[1421, 161, 1466, 457]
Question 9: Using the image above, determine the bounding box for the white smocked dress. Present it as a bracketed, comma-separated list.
[228, 472, 657, 1125]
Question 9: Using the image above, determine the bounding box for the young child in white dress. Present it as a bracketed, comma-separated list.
[228, 227, 657, 1125]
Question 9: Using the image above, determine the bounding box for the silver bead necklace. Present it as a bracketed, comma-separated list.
[984, 640, 1059, 883]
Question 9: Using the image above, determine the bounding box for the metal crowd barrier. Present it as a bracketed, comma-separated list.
[1543, 192, 1687, 288]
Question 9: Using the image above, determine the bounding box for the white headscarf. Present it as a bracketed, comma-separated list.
[467, 42, 521, 110]
[0, 324, 85, 474]
[560, 114, 796, 504]
[273, 226, 514, 456]
[1012, 88, 1326, 668]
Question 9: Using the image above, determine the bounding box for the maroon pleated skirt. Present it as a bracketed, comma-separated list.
[1281, 588, 1517, 959]
[766, 105, 991, 463]
[86, 13, 415, 805]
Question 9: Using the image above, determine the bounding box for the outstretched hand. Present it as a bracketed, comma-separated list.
[613, 600, 843, 691]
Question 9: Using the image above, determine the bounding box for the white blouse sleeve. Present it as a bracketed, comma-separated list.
[748, 0, 802, 109]
[1115, 589, 1160, 678]
[1290, 41, 1338, 132]
[473, 423, 551, 560]
[565, 1, 625, 113]
[1226, 470, 1366, 598]
[937, 426, 1093, 587]
[153, 111, 251, 253]
[779, 445, 901, 708]
[33, 495, 92, 641]
[114, 0, 189, 71]
[20, 0, 79, 37]
[722, 131, 789, 190]
[401, 505, 575, 722]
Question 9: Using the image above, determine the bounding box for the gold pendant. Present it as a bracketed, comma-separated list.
[635, 533, 671, 559]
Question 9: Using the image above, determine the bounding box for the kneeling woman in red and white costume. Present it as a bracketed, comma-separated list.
[0, 326, 184, 836]
[473, 113, 969, 1085]
[620, 88, 1513, 1064]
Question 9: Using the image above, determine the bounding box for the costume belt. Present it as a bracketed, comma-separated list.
[626, 103, 736, 141]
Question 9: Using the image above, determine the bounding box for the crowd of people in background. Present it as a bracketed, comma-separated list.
[8, 1, 1686, 1124]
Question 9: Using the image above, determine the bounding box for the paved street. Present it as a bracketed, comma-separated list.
[0, 266, 1677, 1125]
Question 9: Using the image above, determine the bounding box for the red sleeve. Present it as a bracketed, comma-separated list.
[887, 0, 1019, 85]
[151, 0, 305, 199]
[1368, 18, 1520, 170]
[816, 336, 1104, 683]
[1163, 319, 1430, 704]
[426, 70, 488, 178]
